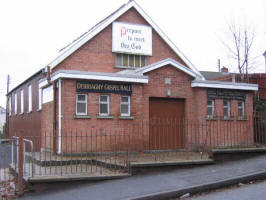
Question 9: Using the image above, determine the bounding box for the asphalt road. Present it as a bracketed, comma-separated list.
[189, 181, 266, 200]
[0, 143, 12, 168]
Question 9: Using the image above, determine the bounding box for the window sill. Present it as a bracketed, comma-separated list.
[221, 117, 234, 121]
[119, 116, 134, 120]
[237, 117, 248, 121]
[96, 115, 114, 119]
[19, 113, 24, 116]
[27, 111, 32, 114]
[37, 109, 42, 112]
[74, 114, 91, 119]
[206, 116, 218, 121]
[114, 65, 137, 70]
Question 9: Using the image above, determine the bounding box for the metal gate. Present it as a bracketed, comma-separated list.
[0, 137, 32, 198]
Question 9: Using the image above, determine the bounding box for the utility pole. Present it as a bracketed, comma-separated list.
[218, 59, 221, 72]
[6, 75, 10, 94]
[5, 75, 10, 137]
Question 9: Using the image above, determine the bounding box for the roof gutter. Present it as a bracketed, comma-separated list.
[191, 80, 258, 91]
[51, 70, 149, 84]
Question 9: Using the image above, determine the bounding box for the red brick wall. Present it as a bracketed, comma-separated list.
[41, 101, 54, 151]
[57, 64, 254, 152]
[52, 8, 188, 74]
[190, 91, 254, 149]
[7, 74, 42, 137]
[7, 73, 42, 151]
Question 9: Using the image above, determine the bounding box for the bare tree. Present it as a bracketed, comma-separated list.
[222, 21, 256, 81]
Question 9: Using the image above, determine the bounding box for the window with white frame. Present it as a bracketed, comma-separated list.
[8, 97, 11, 116]
[207, 99, 215, 118]
[20, 90, 24, 114]
[76, 94, 87, 115]
[38, 87, 42, 110]
[14, 93, 17, 115]
[238, 100, 245, 118]
[116, 54, 146, 68]
[28, 85, 32, 112]
[121, 96, 130, 116]
[99, 95, 109, 116]
[223, 100, 230, 119]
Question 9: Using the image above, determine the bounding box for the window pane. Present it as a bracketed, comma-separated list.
[122, 54, 128, 66]
[116, 54, 122, 66]
[207, 100, 212, 106]
[238, 108, 243, 117]
[100, 104, 108, 114]
[100, 95, 108, 102]
[207, 107, 213, 116]
[238, 101, 242, 107]
[141, 56, 146, 66]
[77, 103, 86, 113]
[223, 100, 228, 107]
[224, 108, 228, 116]
[78, 94, 86, 101]
[129, 54, 134, 67]
[121, 104, 128, 114]
[135, 55, 140, 67]
[121, 96, 129, 103]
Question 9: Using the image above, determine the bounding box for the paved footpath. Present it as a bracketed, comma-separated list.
[189, 181, 266, 200]
[20, 154, 266, 200]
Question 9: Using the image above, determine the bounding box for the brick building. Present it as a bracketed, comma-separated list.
[201, 67, 266, 100]
[0, 106, 6, 134]
[7, 0, 258, 153]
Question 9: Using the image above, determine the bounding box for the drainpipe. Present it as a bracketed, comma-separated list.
[232, 74, 236, 83]
[53, 82, 57, 153]
[46, 66, 59, 153]
[57, 79, 62, 154]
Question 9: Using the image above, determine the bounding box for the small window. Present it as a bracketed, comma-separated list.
[116, 54, 146, 68]
[14, 93, 17, 115]
[207, 100, 215, 118]
[238, 101, 245, 118]
[223, 100, 230, 119]
[38, 87, 42, 110]
[76, 94, 87, 115]
[121, 96, 130, 116]
[99, 95, 109, 116]
[20, 90, 24, 114]
[28, 85, 32, 112]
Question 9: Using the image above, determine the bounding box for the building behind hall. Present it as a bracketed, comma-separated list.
[0, 106, 6, 134]
[6, 0, 258, 153]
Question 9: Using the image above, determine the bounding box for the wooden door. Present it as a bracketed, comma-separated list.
[149, 98, 185, 150]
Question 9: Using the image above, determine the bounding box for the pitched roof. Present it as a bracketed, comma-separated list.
[200, 71, 232, 80]
[7, 69, 44, 95]
[47, 0, 204, 79]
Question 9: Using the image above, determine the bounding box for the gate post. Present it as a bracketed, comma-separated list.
[17, 137, 24, 196]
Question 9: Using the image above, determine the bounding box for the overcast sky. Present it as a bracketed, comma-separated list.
[0, 0, 265, 108]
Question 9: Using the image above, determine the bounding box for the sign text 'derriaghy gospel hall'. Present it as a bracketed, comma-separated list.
[112, 22, 152, 56]
[76, 81, 132, 95]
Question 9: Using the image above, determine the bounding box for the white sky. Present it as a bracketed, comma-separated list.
[0, 0, 265, 108]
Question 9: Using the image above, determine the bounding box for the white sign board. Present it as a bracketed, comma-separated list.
[43, 85, 54, 104]
[112, 22, 152, 56]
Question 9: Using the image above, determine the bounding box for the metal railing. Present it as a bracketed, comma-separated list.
[6, 113, 266, 179]
[23, 138, 34, 177]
